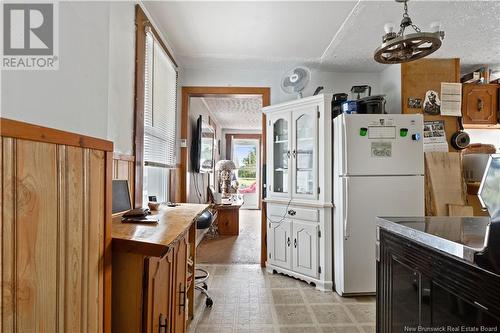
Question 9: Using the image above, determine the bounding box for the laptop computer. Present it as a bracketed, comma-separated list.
[112, 180, 158, 223]
[112, 180, 132, 214]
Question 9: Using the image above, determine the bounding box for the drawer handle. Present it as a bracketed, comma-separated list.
[159, 313, 168, 333]
[288, 209, 296, 216]
[477, 98, 484, 112]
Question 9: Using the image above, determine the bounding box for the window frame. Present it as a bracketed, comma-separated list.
[134, 5, 178, 207]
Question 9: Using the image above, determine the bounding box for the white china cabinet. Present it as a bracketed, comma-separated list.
[263, 94, 333, 291]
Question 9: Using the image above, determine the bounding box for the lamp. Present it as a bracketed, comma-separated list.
[215, 160, 237, 198]
[374, 0, 445, 64]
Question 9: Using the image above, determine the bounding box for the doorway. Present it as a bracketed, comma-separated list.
[227, 134, 261, 210]
[180, 87, 270, 267]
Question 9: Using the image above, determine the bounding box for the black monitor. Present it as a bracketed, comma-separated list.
[112, 180, 132, 214]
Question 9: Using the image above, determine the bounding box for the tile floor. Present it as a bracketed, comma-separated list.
[188, 264, 376, 333]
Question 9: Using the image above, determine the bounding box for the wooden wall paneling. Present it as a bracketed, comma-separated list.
[1, 118, 112, 333]
[104, 151, 112, 333]
[2, 137, 15, 332]
[88, 149, 106, 332]
[169, 167, 182, 203]
[16, 140, 59, 332]
[63, 145, 84, 332]
[401, 58, 460, 152]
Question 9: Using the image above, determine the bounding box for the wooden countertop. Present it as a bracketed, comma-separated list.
[112, 203, 209, 257]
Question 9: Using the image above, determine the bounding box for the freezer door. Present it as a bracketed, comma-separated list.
[337, 175, 424, 295]
[340, 114, 424, 176]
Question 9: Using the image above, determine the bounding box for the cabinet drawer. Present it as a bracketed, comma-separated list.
[268, 205, 319, 222]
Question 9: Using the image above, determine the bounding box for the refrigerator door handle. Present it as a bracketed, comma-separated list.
[343, 177, 350, 239]
[342, 115, 348, 174]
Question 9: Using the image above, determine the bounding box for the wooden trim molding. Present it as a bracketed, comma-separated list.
[133, 5, 147, 208]
[104, 151, 113, 333]
[180, 86, 271, 267]
[0, 117, 113, 152]
[113, 152, 135, 162]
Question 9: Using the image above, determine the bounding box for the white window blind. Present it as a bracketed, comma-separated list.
[143, 27, 177, 168]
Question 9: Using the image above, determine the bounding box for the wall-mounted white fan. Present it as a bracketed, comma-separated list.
[281, 66, 311, 99]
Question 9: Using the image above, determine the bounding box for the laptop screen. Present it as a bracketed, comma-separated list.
[112, 180, 132, 214]
[478, 154, 500, 217]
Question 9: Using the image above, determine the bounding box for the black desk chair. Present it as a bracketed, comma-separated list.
[195, 210, 214, 307]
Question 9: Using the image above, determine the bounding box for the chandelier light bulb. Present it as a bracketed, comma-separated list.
[384, 22, 395, 34]
[430, 22, 442, 33]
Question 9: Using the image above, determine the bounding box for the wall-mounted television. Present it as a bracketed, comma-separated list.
[191, 115, 215, 173]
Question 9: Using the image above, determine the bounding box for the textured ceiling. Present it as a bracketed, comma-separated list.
[202, 97, 263, 130]
[144, 1, 500, 73]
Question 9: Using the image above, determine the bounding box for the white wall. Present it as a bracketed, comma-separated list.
[1, 2, 137, 155]
[180, 67, 382, 105]
[187, 97, 222, 203]
[107, 2, 136, 155]
[2, 2, 112, 140]
[380, 64, 402, 114]
[467, 129, 500, 152]
[1, 1, 135, 154]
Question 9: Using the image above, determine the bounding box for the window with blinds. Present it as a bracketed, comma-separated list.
[142, 27, 177, 203]
[143, 28, 177, 168]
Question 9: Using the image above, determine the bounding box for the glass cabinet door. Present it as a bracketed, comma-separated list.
[272, 117, 290, 194]
[293, 109, 317, 197]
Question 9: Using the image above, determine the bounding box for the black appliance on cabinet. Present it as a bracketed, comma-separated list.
[331, 93, 348, 119]
[357, 95, 387, 114]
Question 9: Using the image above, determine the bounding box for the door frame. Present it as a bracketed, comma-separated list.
[180, 86, 271, 267]
[226, 133, 262, 210]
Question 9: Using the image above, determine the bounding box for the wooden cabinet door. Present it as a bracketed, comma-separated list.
[172, 235, 188, 333]
[292, 221, 319, 278]
[145, 250, 173, 333]
[462, 84, 498, 125]
[268, 218, 292, 269]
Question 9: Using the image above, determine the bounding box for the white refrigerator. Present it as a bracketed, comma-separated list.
[333, 114, 424, 296]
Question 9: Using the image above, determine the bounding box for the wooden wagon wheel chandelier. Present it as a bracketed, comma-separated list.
[374, 0, 445, 64]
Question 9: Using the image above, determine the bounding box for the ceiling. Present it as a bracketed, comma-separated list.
[201, 96, 263, 130]
[144, 1, 500, 73]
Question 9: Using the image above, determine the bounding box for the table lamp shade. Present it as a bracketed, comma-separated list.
[215, 160, 236, 171]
